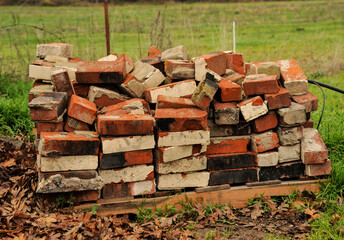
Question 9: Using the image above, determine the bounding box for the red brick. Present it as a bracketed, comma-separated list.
[32, 79, 49, 87]
[100, 98, 150, 115]
[303, 118, 314, 128]
[97, 114, 155, 136]
[196, 51, 227, 76]
[75, 61, 126, 84]
[226, 53, 245, 75]
[28, 85, 55, 102]
[301, 128, 328, 164]
[39, 132, 99, 156]
[69, 58, 85, 63]
[148, 46, 161, 57]
[88, 86, 128, 108]
[68, 94, 97, 125]
[291, 91, 318, 113]
[264, 87, 291, 110]
[245, 62, 258, 75]
[243, 75, 279, 96]
[119, 73, 145, 98]
[206, 136, 250, 155]
[116, 53, 134, 72]
[73, 83, 90, 98]
[213, 100, 240, 125]
[51, 69, 75, 99]
[29, 92, 67, 122]
[156, 95, 197, 109]
[305, 159, 331, 176]
[102, 179, 156, 199]
[100, 149, 153, 169]
[165, 60, 195, 79]
[35, 122, 63, 138]
[217, 78, 242, 102]
[251, 112, 278, 133]
[237, 96, 268, 122]
[223, 73, 245, 84]
[251, 131, 279, 153]
[154, 108, 207, 132]
[64, 116, 90, 132]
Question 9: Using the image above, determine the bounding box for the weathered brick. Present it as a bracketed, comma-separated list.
[130, 61, 165, 89]
[28, 85, 55, 102]
[156, 95, 197, 109]
[156, 144, 207, 163]
[291, 91, 318, 113]
[277, 126, 303, 146]
[195, 51, 226, 81]
[35, 122, 63, 138]
[102, 179, 156, 199]
[305, 159, 331, 176]
[238, 96, 268, 122]
[36, 43, 73, 58]
[251, 112, 278, 133]
[38, 154, 98, 172]
[258, 167, 279, 182]
[165, 60, 195, 79]
[45, 55, 69, 63]
[100, 164, 154, 184]
[116, 53, 134, 73]
[54, 61, 78, 81]
[97, 114, 155, 136]
[278, 143, 300, 163]
[223, 71, 245, 85]
[157, 130, 210, 147]
[277, 102, 306, 127]
[100, 98, 150, 115]
[97, 53, 118, 61]
[160, 45, 188, 61]
[303, 118, 314, 128]
[156, 154, 207, 174]
[64, 116, 90, 132]
[88, 86, 129, 108]
[301, 128, 328, 164]
[29, 64, 55, 80]
[192, 71, 220, 110]
[101, 135, 155, 154]
[206, 135, 250, 155]
[213, 100, 240, 125]
[140, 56, 164, 74]
[38, 131, 99, 156]
[243, 74, 279, 96]
[100, 149, 153, 169]
[257, 151, 279, 167]
[208, 119, 251, 137]
[207, 152, 257, 171]
[245, 62, 258, 75]
[253, 62, 281, 79]
[216, 78, 242, 102]
[264, 87, 291, 110]
[73, 83, 90, 98]
[277, 161, 305, 179]
[144, 80, 196, 103]
[51, 69, 75, 99]
[209, 168, 257, 185]
[119, 73, 145, 98]
[225, 52, 245, 75]
[157, 171, 210, 190]
[148, 46, 162, 57]
[276, 59, 308, 96]
[68, 94, 97, 124]
[251, 130, 279, 153]
[42, 190, 99, 204]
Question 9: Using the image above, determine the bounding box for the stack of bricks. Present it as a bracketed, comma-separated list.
[27, 43, 331, 203]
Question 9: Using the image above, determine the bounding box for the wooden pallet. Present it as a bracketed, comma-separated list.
[75, 180, 321, 216]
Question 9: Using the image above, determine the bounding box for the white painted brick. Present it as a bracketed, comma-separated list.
[36, 43, 73, 58]
[278, 144, 300, 163]
[157, 130, 210, 147]
[100, 164, 154, 184]
[257, 151, 279, 167]
[102, 135, 155, 154]
[156, 144, 207, 163]
[157, 171, 210, 190]
[39, 155, 98, 172]
[156, 154, 207, 174]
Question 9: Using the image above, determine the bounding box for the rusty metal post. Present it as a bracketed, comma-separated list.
[104, 0, 110, 55]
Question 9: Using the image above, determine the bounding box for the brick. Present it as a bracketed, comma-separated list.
[37, 170, 103, 193]
[102, 135, 155, 154]
[208, 119, 251, 137]
[116, 53, 134, 73]
[51, 69, 75, 99]
[305, 159, 331, 176]
[97, 53, 118, 61]
[73, 83, 90, 98]
[276, 59, 308, 96]
[277, 102, 306, 127]
[207, 152, 257, 171]
[38, 154, 98, 172]
[278, 144, 300, 163]
[257, 151, 279, 167]
[102, 179, 156, 199]
[206, 136, 250, 155]
[216, 78, 242, 102]
[119, 73, 145, 98]
[28, 92, 67, 122]
[277, 126, 303, 146]
[75, 61, 126, 84]
[100, 149, 153, 169]
[245, 63, 258, 75]
[148, 46, 162, 57]
[38, 131, 99, 156]
[29, 64, 55, 80]
[258, 167, 279, 182]
[28, 85, 55, 102]
[144, 80, 196, 104]
[195, 51, 226, 81]
[54, 61, 78, 81]
[192, 71, 220, 110]
[100, 98, 150, 115]
[32, 79, 51, 87]
[303, 118, 314, 128]
[156, 144, 207, 163]
[251, 130, 279, 153]
[243, 74, 279, 96]
[264, 87, 291, 110]
[100, 164, 154, 184]
[254, 62, 281, 79]
[161, 45, 187, 61]
[223, 71, 245, 85]
[291, 91, 318, 113]
[157, 172, 210, 190]
[165, 60, 195, 79]
[64, 116, 90, 132]
[225, 52, 245, 75]
[45, 55, 68, 63]
[130, 61, 165, 89]
[155, 108, 207, 132]
[301, 128, 328, 164]
[157, 130, 210, 147]
[97, 114, 155, 136]
[156, 95, 197, 109]
[209, 168, 257, 186]
[156, 154, 207, 174]
[238, 96, 268, 122]
[42, 190, 99, 204]
[251, 112, 278, 133]
[277, 161, 305, 179]
[213, 101, 239, 125]
[68, 94, 97, 124]
[88, 86, 129, 108]
[36, 43, 73, 58]
[140, 56, 164, 74]
[35, 122, 63, 138]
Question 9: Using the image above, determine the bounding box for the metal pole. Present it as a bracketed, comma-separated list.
[233, 21, 236, 53]
[104, 0, 110, 55]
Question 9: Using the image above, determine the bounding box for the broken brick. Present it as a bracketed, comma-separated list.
[251, 112, 278, 133]
[68, 94, 97, 125]
[264, 87, 291, 110]
[165, 60, 195, 79]
[251, 130, 279, 153]
[213, 100, 240, 125]
[195, 51, 226, 81]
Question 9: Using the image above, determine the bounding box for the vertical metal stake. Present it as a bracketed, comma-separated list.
[233, 21, 236, 53]
[104, 0, 110, 55]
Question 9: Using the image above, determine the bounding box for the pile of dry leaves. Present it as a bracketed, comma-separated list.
[0, 136, 317, 239]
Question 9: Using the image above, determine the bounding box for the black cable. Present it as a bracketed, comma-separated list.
[307, 79, 325, 130]
[308, 79, 344, 94]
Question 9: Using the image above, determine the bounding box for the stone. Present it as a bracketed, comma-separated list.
[243, 74, 279, 96]
[100, 164, 154, 184]
[88, 86, 129, 108]
[157, 171, 210, 190]
[225, 52, 245, 75]
[100, 149, 153, 169]
[257, 151, 279, 167]
[35, 122, 63, 138]
[277, 102, 306, 127]
[29, 64, 55, 80]
[119, 73, 145, 98]
[251, 112, 278, 133]
[254, 62, 281, 79]
[264, 87, 291, 110]
[208, 119, 251, 137]
[156, 144, 207, 163]
[64, 116, 90, 132]
[301, 128, 328, 164]
[207, 152, 257, 171]
[36, 43, 73, 58]
[209, 168, 257, 185]
[213, 101, 240, 125]
[102, 179, 156, 199]
[251, 130, 279, 153]
[157, 130, 210, 147]
[194, 52, 227, 81]
[68, 94, 97, 125]
[165, 60, 195, 79]
[156, 95, 197, 109]
[216, 78, 242, 102]
[101, 135, 155, 154]
[277, 126, 303, 146]
[161, 45, 188, 61]
[305, 159, 331, 176]
[156, 154, 207, 174]
[206, 136, 251, 155]
[238, 96, 268, 122]
[38, 154, 98, 172]
[278, 144, 300, 163]
[291, 91, 318, 113]
[28, 84, 55, 102]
